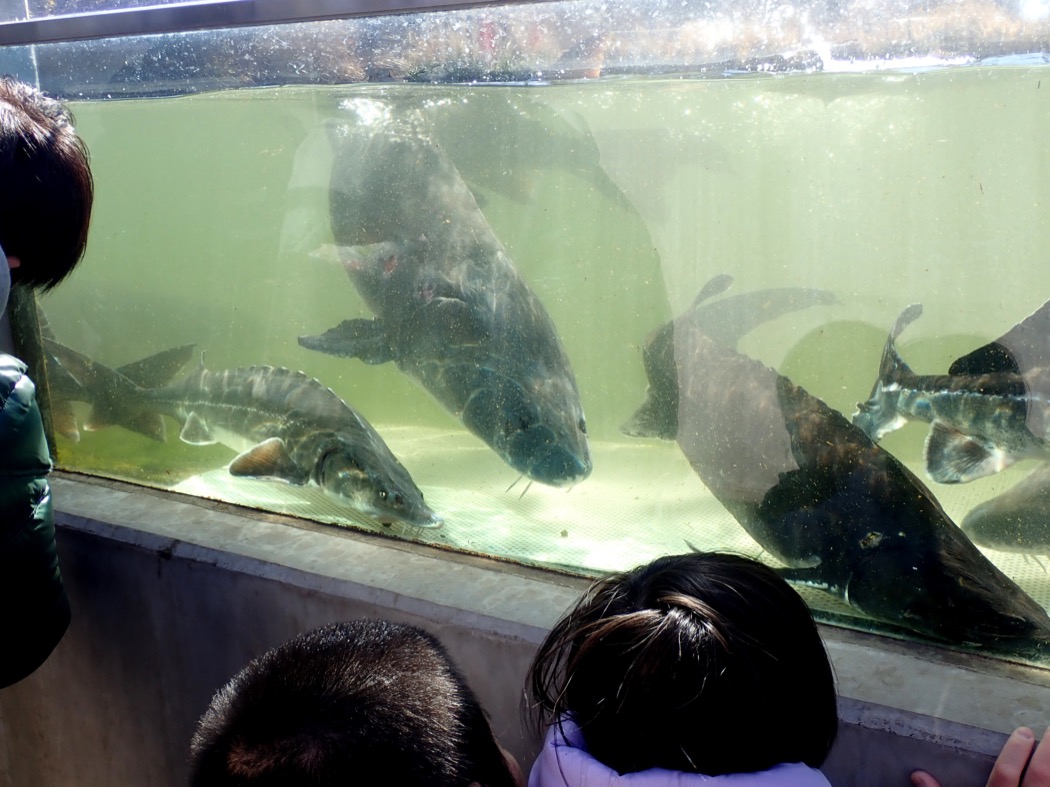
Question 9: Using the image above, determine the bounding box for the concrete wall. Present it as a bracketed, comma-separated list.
[0, 474, 1046, 786]
[0, 527, 540, 785]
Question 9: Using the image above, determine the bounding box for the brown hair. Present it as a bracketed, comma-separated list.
[527, 551, 838, 776]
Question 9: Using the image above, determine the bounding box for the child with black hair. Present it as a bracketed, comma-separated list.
[525, 551, 838, 786]
[190, 618, 525, 787]
[0, 76, 93, 295]
[0, 75, 93, 688]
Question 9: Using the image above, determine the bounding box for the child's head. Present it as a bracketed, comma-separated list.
[0, 76, 93, 291]
[527, 551, 837, 776]
[189, 618, 524, 787]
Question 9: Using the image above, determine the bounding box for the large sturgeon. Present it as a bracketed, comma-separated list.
[299, 100, 590, 487]
[624, 277, 1050, 650]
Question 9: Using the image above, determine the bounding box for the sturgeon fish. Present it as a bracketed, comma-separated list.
[853, 304, 1050, 483]
[299, 101, 590, 487]
[624, 277, 1050, 649]
[961, 463, 1050, 554]
[45, 338, 440, 528]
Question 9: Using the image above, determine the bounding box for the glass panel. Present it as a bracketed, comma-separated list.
[21, 0, 1050, 665]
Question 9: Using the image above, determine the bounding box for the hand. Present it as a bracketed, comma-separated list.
[911, 727, 1050, 787]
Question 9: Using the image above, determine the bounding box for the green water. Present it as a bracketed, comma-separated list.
[39, 66, 1050, 655]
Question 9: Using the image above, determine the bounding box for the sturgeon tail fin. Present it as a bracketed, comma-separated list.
[43, 338, 194, 442]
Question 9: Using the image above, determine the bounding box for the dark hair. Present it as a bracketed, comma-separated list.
[0, 76, 93, 291]
[527, 551, 837, 776]
[189, 619, 519, 787]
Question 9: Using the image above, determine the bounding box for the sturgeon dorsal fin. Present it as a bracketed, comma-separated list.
[117, 344, 195, 388]
[925, 421, 1013, 483]
[179, 412, 216, 446]
[229, 437, 307, 483]
[689, 274, 734, 311]
[690, 285, 838, 349]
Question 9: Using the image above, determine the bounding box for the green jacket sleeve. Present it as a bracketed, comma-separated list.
[0, 353, 71, 688]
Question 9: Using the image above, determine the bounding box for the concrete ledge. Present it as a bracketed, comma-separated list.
[50, 473, 584, 643]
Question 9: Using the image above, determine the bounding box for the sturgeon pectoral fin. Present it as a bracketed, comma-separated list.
[621, 394, 677, 440]
[179, 412, 217, 446]
[925, 421, 1014, 483]
[298, 318, 395, 364]
[229, 437, 308, 483]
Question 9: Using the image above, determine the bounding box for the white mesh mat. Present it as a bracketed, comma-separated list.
[173, 425, 1050, 617]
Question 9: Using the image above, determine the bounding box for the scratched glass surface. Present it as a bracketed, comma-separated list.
[31, 61, 1050, 664]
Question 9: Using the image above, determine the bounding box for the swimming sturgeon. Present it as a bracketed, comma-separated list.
[961, 462, 1050, 554]
[624, 277, 1050, 649]
[298, 101, 591, 487]
[853, 303, 1050, 483]
[45, 338, 440, 527]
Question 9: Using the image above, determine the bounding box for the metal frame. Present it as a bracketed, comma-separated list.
[0, 0, 530, 46]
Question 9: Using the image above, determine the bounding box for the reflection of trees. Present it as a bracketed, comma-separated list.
[29, 0, 182, 12]
[29, 0, 182, 13]
[28, 0, 1050, 99]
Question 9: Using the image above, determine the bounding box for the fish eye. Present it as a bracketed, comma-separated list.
[578, 418, 587, 434]
[379, 490, 388, 500]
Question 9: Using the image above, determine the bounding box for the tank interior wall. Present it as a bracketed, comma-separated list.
[0, 475, 1035, 787]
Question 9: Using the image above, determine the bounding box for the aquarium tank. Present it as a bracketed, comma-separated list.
[3, 0, 1050, 664]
